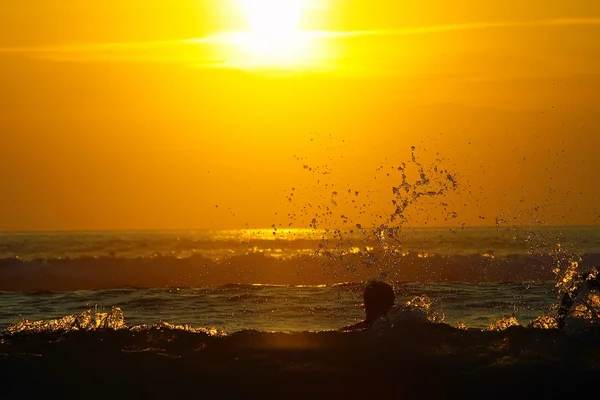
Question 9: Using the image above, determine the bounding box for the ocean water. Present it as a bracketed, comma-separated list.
[2, 228, 600, 399]
[1, 227, 600, 331]
[0, 282, 557, 332]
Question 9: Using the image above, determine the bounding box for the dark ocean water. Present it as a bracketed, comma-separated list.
[1, 228, 600, 399]
[0, 282, 556, 332]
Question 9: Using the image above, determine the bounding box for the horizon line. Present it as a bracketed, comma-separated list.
[1, 224, 599, 234]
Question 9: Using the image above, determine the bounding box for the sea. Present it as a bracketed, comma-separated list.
[2, 227, 600, 398]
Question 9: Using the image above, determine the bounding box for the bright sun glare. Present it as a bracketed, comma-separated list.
[237, 0, 309, 66]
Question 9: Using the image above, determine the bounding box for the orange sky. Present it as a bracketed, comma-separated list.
[1, 1, 599, 230]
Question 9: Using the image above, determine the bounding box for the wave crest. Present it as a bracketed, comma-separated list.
[7, 307, 127, 334]
[3, 252, 600, 291]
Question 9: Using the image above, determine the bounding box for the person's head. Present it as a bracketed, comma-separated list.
[363, 281, 395, 322]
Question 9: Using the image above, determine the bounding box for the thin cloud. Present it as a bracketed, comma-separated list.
[0, 39, 192, 54]
[314, 17, 600, 38]
[1, 18, 598, 64]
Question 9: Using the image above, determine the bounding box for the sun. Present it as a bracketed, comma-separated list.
[208, 0, 327, 71]
[243, 0, 302, 35]
[236, 0, 309, 65]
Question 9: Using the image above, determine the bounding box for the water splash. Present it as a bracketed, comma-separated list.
[510, 227, 596, 328]
[8, 307, 127, 334]
[528, 315, 559, 330]
[153, 321, 224, 336]
[289, 145, 460, 281]
[4, 308, 226, 337]
[551, 243, 583, 298]
[559, 269, 600, 332]
[405, 296, 445, 324]
[455, 321, 468, 330]
[488, 315, 520, 331]
[365, 296, 446, 336]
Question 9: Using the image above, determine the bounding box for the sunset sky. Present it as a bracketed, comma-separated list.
[1, 0, 599, 230]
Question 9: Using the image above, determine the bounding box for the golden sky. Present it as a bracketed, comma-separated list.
[1, 0, 599, 230]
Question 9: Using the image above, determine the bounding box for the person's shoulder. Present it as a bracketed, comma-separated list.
[385, 304, 429, 323]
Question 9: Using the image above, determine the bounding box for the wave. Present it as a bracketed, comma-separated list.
[2, 307, 600, 399]
[4, 227, 599, 261]
[226, 293, 275, 303]
[1, 252, 599, 292]
[0, 304, 587, 336]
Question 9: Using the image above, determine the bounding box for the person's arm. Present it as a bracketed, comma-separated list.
[340, 320, 370, 332]
[557, 286, 579, 329]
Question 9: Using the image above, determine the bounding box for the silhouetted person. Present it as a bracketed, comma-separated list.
[557, 270, 600, 329]
[341, 280, 396, 331]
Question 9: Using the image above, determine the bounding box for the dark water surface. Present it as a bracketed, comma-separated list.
[1, 228, 600, 399]
[0, 282, 556, 331]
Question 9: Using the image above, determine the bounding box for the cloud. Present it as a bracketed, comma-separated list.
[1, 18, 599, 68]
[0, 38, 216, 64]
[303, 17, 600, 39]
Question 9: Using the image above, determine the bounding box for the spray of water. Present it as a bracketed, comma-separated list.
[286, 144, 460, 282]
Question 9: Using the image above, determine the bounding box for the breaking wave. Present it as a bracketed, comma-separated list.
[2, 252, 600, 291]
